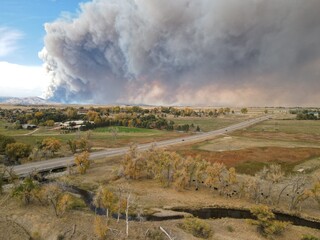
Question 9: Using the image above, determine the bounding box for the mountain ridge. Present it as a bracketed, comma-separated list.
[0, 96, 56, 105]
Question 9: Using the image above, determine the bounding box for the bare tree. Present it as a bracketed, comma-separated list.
[277, 175, 310, 211]
[125, 193, 131, 237]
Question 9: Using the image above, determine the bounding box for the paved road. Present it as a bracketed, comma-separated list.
[12, 115, 271, 177]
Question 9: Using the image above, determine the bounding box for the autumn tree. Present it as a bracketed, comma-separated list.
[12, 177, 38, 204]
[74, 151, 90, 174]
[41, 137, 62, 156]
[94, 216, 109, 240]
[174, 156, 204, 190]
[121, 144, 149, 180]
[307, 179, 320, 208]
[152, 151, 181, 187]
[228, 167, 237, 185]
[0, 134, 15, 154]
[173, 167, 189, 190]
[44, 119, 55, 127]
[241, 108, 248, 114]
[193, 159, 210, 190]
[78, 137, 92, 152]
[66, 107, 78, 120]
[87, 110, 99, 121]
[258, 164, 284, 184]
[5, 142, 31, 164]
[40, 183, 71, 217]
[257, 164, 284, 204]
[67, 139, 78, 154]
[244, 177, 264, 204]
[204, 162, 225, 189]
[93, 186, 116, 218]
[34, 111, 44, 120]
[248, 205, 290, 237]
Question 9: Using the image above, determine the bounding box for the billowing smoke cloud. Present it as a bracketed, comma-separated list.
[40, 0, 320, 106]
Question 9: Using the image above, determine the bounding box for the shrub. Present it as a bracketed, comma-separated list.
[145, 228, 165, 240]
[301, 235, 320, 240]
[179, 217, 212, 239]
[248, 205, 290, 237]
[0, 134, 15, 154]
[68, 194, 86, 210]
[226, 225, 234, 232]
[12, 177, 38, 204]
[94, 216, 108, 240]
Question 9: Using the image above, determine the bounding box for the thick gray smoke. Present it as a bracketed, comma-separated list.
[40, 0, 320, 106]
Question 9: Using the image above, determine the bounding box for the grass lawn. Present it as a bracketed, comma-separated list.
[0, 120, 30, 135]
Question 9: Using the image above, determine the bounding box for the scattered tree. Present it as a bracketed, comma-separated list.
[5, 142, 31, 164]
[67, 139, 78, 154]
[39, 183, 71, 217]
[93, 186, 116, 218]
[41, 137, 62, 156]
[78, 137, 92, 152]
[241, 108, 248, 114]
[74, 151, 90, 174]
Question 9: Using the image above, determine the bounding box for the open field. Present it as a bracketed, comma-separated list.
[242, 119, 320, 135]
[166, 115, 250, 132]
[1, 108, 320, 239]
[170, 118, 320, 175]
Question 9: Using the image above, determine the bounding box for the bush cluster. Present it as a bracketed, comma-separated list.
[179, 217, 212, 239]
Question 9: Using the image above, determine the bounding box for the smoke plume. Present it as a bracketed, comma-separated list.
[40, 0, 320, 106]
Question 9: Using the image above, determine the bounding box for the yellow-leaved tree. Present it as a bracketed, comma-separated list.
[74, 151, 90, 174]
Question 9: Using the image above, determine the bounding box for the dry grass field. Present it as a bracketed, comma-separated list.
[1, 107, 320, 239]
[171, 118, 320, 175]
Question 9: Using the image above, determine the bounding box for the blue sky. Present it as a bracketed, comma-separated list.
[0, 0, 84, 97]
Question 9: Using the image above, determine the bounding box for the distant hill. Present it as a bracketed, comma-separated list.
[0, 96, 56, 105]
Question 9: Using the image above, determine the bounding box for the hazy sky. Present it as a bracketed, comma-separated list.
[0, 0, 82, 97]
[1, 0, 320, 106]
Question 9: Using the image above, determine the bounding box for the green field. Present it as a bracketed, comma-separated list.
[1, 124, 186, 150]
[93, 126, 159, 134]
[0, 120, 30, 135]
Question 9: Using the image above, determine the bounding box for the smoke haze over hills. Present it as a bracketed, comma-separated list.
[40, 0, 320, 106]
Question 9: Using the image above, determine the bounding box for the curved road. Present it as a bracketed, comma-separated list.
[12, 115, 271, 177]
